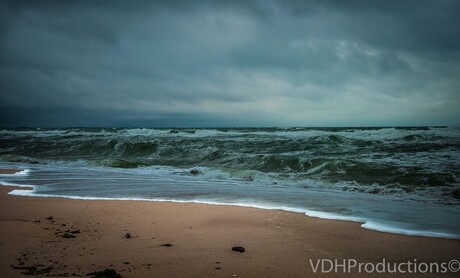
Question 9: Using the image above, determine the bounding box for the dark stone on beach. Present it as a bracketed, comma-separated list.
[232, 246, 245, 253]
[11, 265, 53, 275]
[161, 243, 173, 247]
[87, 268, 121, 278]
[63, 232, 76, 239]
[125, 233, 131, 238]
[46, 216, 53, 220]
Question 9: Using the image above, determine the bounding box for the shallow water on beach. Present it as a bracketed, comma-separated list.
[1, 127, 459, 238]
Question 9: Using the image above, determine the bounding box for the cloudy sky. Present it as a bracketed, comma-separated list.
[1, 0, 459, 127]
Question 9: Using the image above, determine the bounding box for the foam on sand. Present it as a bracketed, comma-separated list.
[0, 169, 30, 176]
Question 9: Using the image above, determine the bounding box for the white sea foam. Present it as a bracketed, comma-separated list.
[0, 169, 31, 176]
[0, 180, 35, 188]
[304, 210, 365, 223]
[361, 221, 460, 240]
[305, 211, 460, 239]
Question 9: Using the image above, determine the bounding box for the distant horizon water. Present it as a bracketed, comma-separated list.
[1, 125, 453, 129]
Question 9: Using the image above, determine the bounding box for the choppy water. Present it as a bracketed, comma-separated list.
[1, 127, 459, 238]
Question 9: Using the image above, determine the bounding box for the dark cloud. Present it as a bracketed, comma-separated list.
[1, 0, 459, 127]
[279, 0, 460, 54]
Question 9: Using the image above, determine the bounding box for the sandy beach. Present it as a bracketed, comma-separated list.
[0, 171, 459, 277]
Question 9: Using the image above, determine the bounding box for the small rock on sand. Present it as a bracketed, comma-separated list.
[161, 243, 173, 247]
[62, 232, 76, 239]
[232, 246, 245, 253]
[87, 268, 121, 278]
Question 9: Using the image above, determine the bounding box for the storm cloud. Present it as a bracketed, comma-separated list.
[1, 0, 459, 127]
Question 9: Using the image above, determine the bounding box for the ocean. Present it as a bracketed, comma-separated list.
[0, 127, 459, 239]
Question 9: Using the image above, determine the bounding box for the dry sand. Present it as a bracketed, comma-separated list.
[0, 170, 459, 277]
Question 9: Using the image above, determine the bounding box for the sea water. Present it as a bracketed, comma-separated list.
[0, 127, 459, 238]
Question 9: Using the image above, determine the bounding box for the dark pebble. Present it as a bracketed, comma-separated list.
[161, 243, 173, 247]
[62, 232, 76, 239]
[232, 246, 245, 253]
[87, 268, 121, 278]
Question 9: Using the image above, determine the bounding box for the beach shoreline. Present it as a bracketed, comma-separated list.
[0, 169, 459, 277]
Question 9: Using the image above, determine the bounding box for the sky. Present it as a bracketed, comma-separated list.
[1, 0, 460, 127]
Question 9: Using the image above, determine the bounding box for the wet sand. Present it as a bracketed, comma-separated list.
[0, 170, 459, 277]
